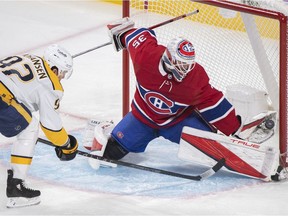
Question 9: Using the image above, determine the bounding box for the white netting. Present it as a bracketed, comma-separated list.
[126, 0, 288, 161]
[129, 0, 282, 103]
[240, 0, 288, 15]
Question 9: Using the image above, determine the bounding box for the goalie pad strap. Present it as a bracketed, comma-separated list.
[104, 137, 128, 160]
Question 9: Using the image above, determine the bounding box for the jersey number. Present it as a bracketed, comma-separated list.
[0, 56, 34, 82]
[132, 34, 147, 48]
[54, 99, 60, 110]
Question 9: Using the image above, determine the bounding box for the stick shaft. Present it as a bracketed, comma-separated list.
[37, 137, 223, 181]
[72, 41, 112, 58]
[194, 109, 218, 133]
[149, 9, 199, 30]
[72, 9, 199, 58]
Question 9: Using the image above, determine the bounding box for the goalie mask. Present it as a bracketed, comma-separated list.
[162, 37, 195, 82]
[43, 44, 73, 79]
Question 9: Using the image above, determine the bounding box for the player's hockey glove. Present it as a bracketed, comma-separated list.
[107, 17, 135, 52]
[55, 135, 78, 161]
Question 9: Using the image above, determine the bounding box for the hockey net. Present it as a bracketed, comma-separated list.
[122, 0, 288, 166]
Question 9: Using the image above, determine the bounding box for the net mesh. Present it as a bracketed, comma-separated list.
[129, 0, 280, 93]
[127, 0, 287, 162]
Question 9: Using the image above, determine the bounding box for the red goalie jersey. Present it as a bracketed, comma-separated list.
[122, 28, 240, 135]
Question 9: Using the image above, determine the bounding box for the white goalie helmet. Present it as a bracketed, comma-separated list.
[162, 37, 196, 82]
[43, 44, 73, 79]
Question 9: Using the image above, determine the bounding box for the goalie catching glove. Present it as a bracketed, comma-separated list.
[233, 111, 277, 144]
[107, 17, 135, 52]
[55, 135, 78, 161]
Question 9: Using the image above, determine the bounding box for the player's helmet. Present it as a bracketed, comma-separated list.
[162, 37, 195, 82]
[43, 44, 73, 79]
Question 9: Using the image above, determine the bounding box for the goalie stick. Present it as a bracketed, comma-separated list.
[72, 42, 112, 58]
[37, 137, 225, 181]
[71, 9, 199, 58]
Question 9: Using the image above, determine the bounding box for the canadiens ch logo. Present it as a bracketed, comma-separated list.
[117, 131, 124, 139]
[177, 40, 195, 60]
[144, 92, 174, 114]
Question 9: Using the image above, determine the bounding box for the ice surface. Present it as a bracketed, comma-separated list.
[0, 1, 288, 215]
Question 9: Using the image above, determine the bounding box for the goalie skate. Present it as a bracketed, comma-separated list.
[271, 166, 288, 181]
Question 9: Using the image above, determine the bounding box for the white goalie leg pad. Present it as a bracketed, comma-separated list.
[226, 84, 277, 144]
[178, 127, 279, 181]
[82, 119, 101, 151]
[87, 121, 117, 169]
[226, 84, 270, 123]
[7, 197, 41, 208]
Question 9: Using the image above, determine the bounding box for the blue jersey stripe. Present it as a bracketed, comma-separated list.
[200, 98, 233, 123]
[126, 28, 156, 48]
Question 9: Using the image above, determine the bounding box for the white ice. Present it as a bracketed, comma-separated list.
[0, 1, 288, 215]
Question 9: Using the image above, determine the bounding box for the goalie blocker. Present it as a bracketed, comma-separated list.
[107, 17, 135, 52]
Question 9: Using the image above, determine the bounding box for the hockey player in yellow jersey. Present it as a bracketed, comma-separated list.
[0, 44, 78, 208]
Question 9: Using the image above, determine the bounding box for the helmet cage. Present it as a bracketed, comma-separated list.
[162, 52, 184, 82]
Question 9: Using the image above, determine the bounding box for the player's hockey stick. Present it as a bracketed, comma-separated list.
[37, 137, 224, 181]
[72, 9, 199, 58]
[72, 41, 112, 58]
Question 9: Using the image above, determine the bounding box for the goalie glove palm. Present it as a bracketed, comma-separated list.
[55, 135, 78, 161]
[107, 17, 135, 52]
[233, 112, 276, 144]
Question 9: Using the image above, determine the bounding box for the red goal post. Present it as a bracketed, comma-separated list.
[122, 0, 288, 166]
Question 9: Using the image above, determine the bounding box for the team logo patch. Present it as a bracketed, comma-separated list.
[177, 40, 195, 60]
[15, 125, 21, 131]
[117, 131, 124, 139]
[144, 92, 174, 114]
